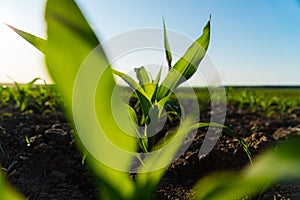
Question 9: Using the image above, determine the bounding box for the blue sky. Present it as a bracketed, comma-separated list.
[0, 0, 300, 85]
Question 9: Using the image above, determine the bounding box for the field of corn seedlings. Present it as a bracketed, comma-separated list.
[1, 83, 300, 199]
[1, 1, 300, 199]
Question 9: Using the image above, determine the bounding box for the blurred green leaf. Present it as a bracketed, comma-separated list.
[193, 137, 300, 200]
[24, 78, 42, 91]
[0, 171, 24, 200]
[45, 0, 99, 104]
[45, 0, 136, 199]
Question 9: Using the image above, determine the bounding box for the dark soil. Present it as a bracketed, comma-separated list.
[1, 101, 300, 199]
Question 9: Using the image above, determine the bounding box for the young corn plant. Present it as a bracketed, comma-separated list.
[5, 78, 62, 114]
[6, 78, 43, 113]
[111, 17, 211, 152]
[11, 78, 35, 111]
[0, 86, 11, 108]
[7, 0, 250, 199]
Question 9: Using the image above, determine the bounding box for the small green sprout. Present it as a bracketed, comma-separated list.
[25, 135, 31, 147]
[1, 77, 63, 114]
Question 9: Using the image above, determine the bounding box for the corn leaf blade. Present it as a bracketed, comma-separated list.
[157, 19, 210, 101]
[134, 66, 151, 87]
[45, 0, 135, 199]
[163, 18, 172, 70]
[112, 69, 152, 118]
[0, 171, 24, 200]
[188, 122, 252, 163]
[154, 67, 162, 85]
[6, 24, 46, 53]
[149, 67, 162, 103]
[135, 117, 196, 198]
[134, 66, 157, 100]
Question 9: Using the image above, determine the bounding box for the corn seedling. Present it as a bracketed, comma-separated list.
[0, 86, 11, 107]
[0, 78, 62, 114]
[8, 77, 41, 112]
[111, 16, 211, 152]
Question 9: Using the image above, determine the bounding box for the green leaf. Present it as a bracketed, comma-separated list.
[150, 67, 162, 103]
[113, 69, 142, 91]
[134, 66, 151, 87]
[6, 24, 46, 53]
[24, 78, 42, 92]
[134, 66, 157, 101]
[192, 137, 300, 200]
[127, 104, 139, 126]
[163, 18, 172, 70]
[157, 18, 211, 101]
[45, 0, 99, 103]
[112, 69, 153, 118]
[145, 105, 160, 140]
[45, 0, 135, 199]
[154, 67, 162, 85]
[223, 126, 252, 164]
[126, 103, 146, 140]
[188, 122, 252, 163]
[135, 117, 196, 198]
[0, 171, 24, 200]
[157, 96, 170, 116]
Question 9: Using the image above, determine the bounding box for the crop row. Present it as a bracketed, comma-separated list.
[0, 79, 63, 115]
[227, 87, 300, 117]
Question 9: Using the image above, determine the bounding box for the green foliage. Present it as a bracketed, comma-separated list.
[7, 24, 46, 53]
[226, 87, 300, 117]
[11, 78, 42, 112]
[0, 85, 11, 107]
[157, 19, 210, 101]
[113, 18, 211, 152]
[193, 136, 300, 199]
[0, 79, 62, 114]
[0, 171, 24, 199]
[163, 18, 172, 70]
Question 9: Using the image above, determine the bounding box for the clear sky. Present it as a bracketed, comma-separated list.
[0, 0, 300, 85]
